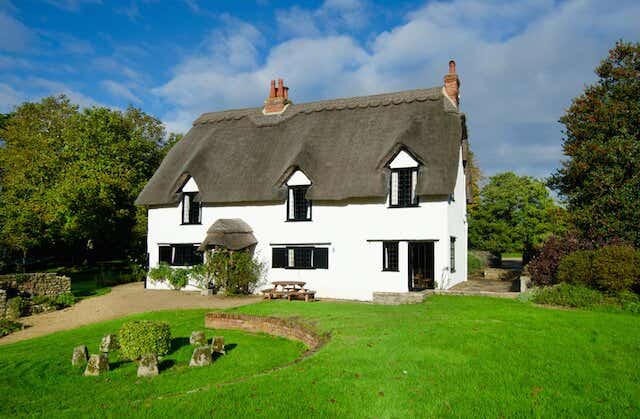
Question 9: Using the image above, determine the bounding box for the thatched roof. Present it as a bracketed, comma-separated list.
[198, 218, 257, 251]
[136, 87, 467, 206]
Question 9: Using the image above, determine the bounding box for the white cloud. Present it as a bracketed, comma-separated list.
[101, 80, 141, 104]
[29, 78, 105, 108]
[0, 83, 25, 112]
[276, 0, 369, 38]
[153, 0, 640, 176]
[0, 11, 33, 52]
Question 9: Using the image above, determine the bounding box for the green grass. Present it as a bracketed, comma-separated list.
[63, 263, 140, 299]
[502, 252, 523, 259]
[1, 297, 639, 417]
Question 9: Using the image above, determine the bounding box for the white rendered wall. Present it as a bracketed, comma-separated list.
[146, 159, 467, 300]
[445, 148, 468, 289]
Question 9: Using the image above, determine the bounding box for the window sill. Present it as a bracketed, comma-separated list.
[387, 205, 420, 209]
[382, 269, 399, 272]
[181, 222, 202, 225]
[285, 219, 313, 222]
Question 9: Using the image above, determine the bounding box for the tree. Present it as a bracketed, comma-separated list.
[549, 40, 640, 247]
[469, 172, 564, 263]
[465, 148, 483, 213]
[0, 95, 168, 267]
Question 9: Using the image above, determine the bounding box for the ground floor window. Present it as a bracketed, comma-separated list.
[272, 246, 328, 269]
[382, 241, 399, 271]
[450, 237, 456, 273]
[158, 244, 203, 266]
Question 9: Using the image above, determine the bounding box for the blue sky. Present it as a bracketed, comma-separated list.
[1, 0, 639, 179]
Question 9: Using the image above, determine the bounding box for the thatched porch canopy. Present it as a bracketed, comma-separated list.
[198, 218, 257, 251]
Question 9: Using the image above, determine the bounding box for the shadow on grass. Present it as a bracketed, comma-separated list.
[169, 337, 190, 354]
[109, 359, 131, 371]
[159, 359, 176, 372]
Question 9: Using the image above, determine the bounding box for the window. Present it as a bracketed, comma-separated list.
[271, 247, 328, 269]
[182, 193, 201, 224]
[390, 168, 418, 207]
[382, 241, 399, 271]
[450, 237, 456, 273]
[158, 244, 203, 266]
[287, 186, 312, 221]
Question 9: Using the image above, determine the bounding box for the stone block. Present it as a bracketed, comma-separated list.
[211, 336, 225, 355]
[84, 354, 109, 376]
[99, 334, 119, 353]
[137, 354, 159, 377]
[190, 330, 207, 346]
[189, 346, 212, 367]
[71, 345, 89, 367]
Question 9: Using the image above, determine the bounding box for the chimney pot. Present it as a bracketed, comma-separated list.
[449, 60, 456, 74]
[444, 60, 460, 107]
[264, 78, 290, 114]
[269, 80, 276, 98]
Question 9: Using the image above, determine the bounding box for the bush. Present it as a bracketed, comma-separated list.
[148, 262, 172, 283]
[54, 292, 76, 308]
[467, 252, 486, 275]
[0, 319, 22, 337]
[532, 283, 604, 308]
[591, 245, 640, 292]
[528, 232, 594, 286]
[557, 250, 595, 286]
[6, 297, 25, 320]
[119, 320, 171, 360]
[204, 249, 266, 295]
[168, 268, 190, 290]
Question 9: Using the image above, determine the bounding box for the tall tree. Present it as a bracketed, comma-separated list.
[469, 172, 564, 263]
[0, 96, 167, 267]
[549, 40, 640, 247]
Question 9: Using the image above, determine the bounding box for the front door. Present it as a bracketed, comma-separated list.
[408, 242, 435, 291]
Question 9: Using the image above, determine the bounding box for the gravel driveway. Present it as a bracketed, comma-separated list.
[0, 282, 261, 345]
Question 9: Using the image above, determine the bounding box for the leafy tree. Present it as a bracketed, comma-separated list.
[465, 148, 483, 213]
[469, 172, 564, 263]
[549, 40, 640, 247]
[0, 95, 168, 267]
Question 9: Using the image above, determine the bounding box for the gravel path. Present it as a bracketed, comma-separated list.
[0, 282, 261, 346]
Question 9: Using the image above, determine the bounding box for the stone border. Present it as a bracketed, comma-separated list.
[204, 312, 327, 351]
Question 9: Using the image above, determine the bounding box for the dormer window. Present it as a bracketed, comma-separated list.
[179, 176, 201, 225]
[387, 149, 420, 208]
[285, 169, 312, 221]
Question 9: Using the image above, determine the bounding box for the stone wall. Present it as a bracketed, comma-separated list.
[204, 312, 326, 350]
[0, 290, 6, 318]
[372, 291, 427, 305]
[0, 273, 71, 297]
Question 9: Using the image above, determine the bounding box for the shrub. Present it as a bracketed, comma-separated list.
[591, 245, 640, 292]
[6, 296, 25, 320]
[204, 249, 266, 295]
[0, 319, 22, 337]
[148, 262, 172, 283]
[54, 292, 76, 308]
[119, 320, 171, 360]
[557, 250, 595, 286]
[467, 252, 486, 275]
[168, 268, 190, 289]
[532, 283, 604, 308]
[528, 232, 594, 286]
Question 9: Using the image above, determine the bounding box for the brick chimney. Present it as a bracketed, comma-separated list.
[443, 60, 460, 107]
[263, 78, 290, 114]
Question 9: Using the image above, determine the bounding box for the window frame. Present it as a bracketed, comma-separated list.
[450, 237, 456, 273]
[286, 185, 312, 222]
[158, 244, 203, 266]
[389, 167, 420, 208]
[181, 192, 201, 225]
[271, 246, 328, 270]
[382, 241, 399, 272]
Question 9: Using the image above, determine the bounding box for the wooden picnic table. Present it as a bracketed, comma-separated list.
[262, 281, 316, 302]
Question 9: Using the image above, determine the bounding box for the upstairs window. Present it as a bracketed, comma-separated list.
[382, 241, 399, 272]
[390, 168, 418, 207]
[182, 193, 201, 224]
[287, 186, 312, 221]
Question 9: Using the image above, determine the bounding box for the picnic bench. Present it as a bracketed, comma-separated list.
[262, 281, 316, 302]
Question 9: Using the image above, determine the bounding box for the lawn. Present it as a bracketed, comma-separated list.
[1, 297, 638, 417]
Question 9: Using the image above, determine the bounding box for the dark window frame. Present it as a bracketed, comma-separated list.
[158, 244, 203, 266]
[382, 241, 399, 272]
[389, 167, 420, 208]
[271, 246, 328, 270]
[181, 192, 201, 225]
[450, 237, 456, 273]
[286, 185, 312, 222]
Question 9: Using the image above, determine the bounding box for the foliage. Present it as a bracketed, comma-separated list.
[591, 245, 640, 292]
[0, 319, 22, 337]
[54, 292, 76, 308]
[467, 252, 485, 275]
[549, 41, 640, 247]
[6, 296, 25, 320]
[531, 283, 605, 308]
[203, 249, 266, 295]
[528, 232, 594, 286]
[0, 96, 179, 268]
[468, 172, 565, 262]
[556, 250, 595, 287]
[168, 268, 190, 290]
[1, 302, 640, 417]
[148, 262, 173, 283]
[465, 149, 483, 212]
[118, 320, 172, 360]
